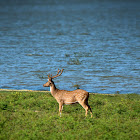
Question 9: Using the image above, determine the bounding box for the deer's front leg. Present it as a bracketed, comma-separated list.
[59, 102, 63, 117]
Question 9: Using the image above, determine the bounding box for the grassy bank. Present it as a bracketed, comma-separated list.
[0, 91, 140, 140]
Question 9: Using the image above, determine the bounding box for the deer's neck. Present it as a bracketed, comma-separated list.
[50, 83, 59, 97]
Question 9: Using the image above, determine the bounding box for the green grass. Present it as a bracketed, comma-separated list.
[0, 91, 140, 140]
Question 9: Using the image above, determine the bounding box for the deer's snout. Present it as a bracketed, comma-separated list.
[43, 82, 50, 87]
[43, 83, 47, 87]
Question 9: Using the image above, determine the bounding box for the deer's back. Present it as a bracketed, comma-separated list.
[55, 89, 89, 104]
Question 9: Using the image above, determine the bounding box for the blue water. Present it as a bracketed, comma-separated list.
[0, 0, 140, 94]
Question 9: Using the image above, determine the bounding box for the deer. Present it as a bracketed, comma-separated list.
[43, 68, 93, 117]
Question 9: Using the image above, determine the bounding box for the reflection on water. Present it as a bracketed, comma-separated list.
[0, 0, 140, 93]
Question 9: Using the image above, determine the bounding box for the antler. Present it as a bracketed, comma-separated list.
[48, 74, 52, 79]
[52, 68, 63, 79]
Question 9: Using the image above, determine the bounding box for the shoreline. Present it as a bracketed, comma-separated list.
[0, 88, 126, 96]
[0, 89, 47, 92]
[0, 89, 139, 95]
[0, 88, 102, 95]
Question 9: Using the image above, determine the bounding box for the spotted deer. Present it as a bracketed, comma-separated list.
[43, 69, 92, 117]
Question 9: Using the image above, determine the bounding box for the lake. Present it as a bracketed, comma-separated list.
[0, 0, 140, 94]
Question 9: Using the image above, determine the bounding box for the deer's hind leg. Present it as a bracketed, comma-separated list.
[79, 98, 93, 118]
[79, 102, 89, 117]
[87, 103, 93, 118]
[85, 97, 93, 118]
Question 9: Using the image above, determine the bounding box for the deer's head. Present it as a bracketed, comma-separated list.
[43, 69, 63, 87]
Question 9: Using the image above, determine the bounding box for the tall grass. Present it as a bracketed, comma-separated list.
[0, 91, 140, 140]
